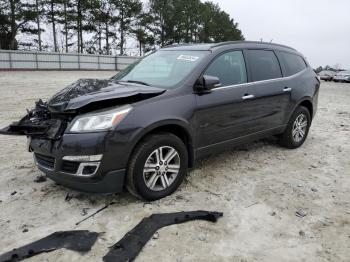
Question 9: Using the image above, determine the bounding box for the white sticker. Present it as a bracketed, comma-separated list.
[177, 55, 199, 62]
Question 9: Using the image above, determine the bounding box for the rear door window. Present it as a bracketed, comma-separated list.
[278, 52, 307, 76]
[204, 51, 247, 86]
[246, 50, 282, 81]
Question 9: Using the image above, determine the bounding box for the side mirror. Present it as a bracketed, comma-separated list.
[195, 75, 221, 92]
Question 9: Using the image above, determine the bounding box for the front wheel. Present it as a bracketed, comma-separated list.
[279, 106, 311, 149]
[126, 132, 188, 201]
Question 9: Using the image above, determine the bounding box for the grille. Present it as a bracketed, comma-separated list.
[61, 160, 80, 174]
[35, 153, 55, 170]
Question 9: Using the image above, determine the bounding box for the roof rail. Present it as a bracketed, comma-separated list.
[211, 41, 296, 51]
[162, 43, 209, 49]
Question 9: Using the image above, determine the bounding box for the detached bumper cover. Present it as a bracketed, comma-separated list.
[0, 230, 99, 262]
[103, 211, 223, 262]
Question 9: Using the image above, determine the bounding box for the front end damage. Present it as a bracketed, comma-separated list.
[0, 79, 165, 193]
[0, 99, 122, 193]
[0, 100, 69, 140]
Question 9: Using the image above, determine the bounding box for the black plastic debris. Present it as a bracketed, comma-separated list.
[103, 210, 223, 262]
[0, 230, 99, 262]
[33, 176, 47, 183]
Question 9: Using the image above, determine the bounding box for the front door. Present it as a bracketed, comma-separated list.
[194, 50, 259, 150]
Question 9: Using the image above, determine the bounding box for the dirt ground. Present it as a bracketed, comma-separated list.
[0, 71, 349, 262]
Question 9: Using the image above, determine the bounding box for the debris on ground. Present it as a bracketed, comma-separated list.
[34, 176, 47, 183]
[152, 232, 159, 240]
[64, 193, 83, 202]
[103, 210, 223, 262]
[64, 193, 73, 202]
[75, 202, 116, 226]
[296, 210, 308, 218]
[81, 208, 90, 216]
[0, 230, 99, 262]
[197, 232, 207, 242]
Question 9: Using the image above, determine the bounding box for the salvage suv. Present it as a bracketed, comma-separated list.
[1, 41, 320, 200]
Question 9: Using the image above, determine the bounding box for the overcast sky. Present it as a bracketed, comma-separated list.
[211, 0, 350, 69]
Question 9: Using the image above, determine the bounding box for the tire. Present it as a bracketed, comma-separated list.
[279, 106, 311, 149]
[126, 132, 188, 201]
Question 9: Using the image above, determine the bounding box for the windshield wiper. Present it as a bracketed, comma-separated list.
[125, 80, 150, 86]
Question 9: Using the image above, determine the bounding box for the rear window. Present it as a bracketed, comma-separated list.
[246, 50, 282, 81]
[278, 52, 307, 76]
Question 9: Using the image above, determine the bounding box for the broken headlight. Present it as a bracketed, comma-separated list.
[69, 105, 132, 132]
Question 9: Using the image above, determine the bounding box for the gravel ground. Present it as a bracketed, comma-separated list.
[0, 71, 349, 262]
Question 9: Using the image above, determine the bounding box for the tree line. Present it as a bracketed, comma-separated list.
[0, 0, 244, 55]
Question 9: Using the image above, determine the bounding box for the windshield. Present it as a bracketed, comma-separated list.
[112, 50, 209, 89]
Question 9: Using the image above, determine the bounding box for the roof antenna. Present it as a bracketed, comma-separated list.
[269, 39, 273, 43]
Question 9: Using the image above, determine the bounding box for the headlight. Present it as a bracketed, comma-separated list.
[69, 105, 132, 132]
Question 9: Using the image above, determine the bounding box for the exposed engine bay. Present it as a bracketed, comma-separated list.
[0, 100, 69, 140]
[0, 79, 165, 140]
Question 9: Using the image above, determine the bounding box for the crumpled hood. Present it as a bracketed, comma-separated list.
[47, 79, 165, 112]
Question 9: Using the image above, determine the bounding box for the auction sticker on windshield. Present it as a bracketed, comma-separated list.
[177, 55, 199, 62]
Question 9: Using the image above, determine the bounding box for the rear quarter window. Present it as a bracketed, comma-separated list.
[278, 52, 307, 77]
[246, 50, 282, 82]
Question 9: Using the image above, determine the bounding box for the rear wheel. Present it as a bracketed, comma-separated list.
[126, 132, 188, 201]
[279, 106, 311, 149]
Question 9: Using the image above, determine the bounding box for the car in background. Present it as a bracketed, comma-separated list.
[333, 70, 350, 82]
[318, 70, 336, 81]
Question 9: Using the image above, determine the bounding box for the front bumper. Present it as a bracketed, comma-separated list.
[30, 132, 127, 193]
[40, 165, 126, 193]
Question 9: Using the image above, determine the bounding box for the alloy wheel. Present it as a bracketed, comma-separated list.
[292, 113, 308, 143]
[143, 146, 180, 191]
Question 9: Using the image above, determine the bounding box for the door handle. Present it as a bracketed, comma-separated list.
[283, 87, 292, 92]
[242, 94, 255, 100]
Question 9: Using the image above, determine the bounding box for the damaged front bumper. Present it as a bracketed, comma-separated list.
[30, 133, 126, 193]
[1, 100, 127, 194]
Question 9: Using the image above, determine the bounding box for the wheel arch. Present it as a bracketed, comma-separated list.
[298, 99, 313, 119]
[128, 120, 195, 168]
[289, 97, 314, 121]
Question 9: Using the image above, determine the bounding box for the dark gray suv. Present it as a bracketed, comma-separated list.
[1, 41, 320, 200]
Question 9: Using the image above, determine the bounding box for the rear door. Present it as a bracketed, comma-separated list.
[244, 49, 291, 131]
[276, 51, 309, 119]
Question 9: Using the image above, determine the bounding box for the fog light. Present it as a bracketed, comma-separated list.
[76, 162, 100, 176]
[82, 165, 98, 175]
[63, 154, 103, 162]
